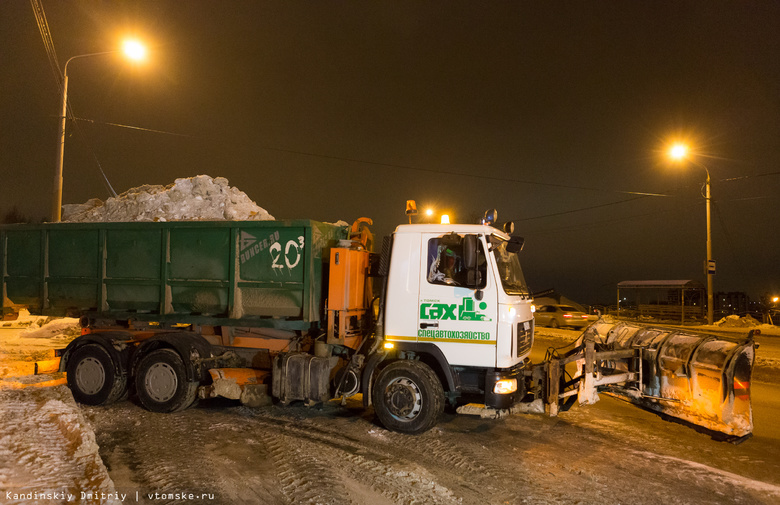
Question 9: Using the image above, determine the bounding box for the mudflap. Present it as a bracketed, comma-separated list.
[532, 318, 756, 439]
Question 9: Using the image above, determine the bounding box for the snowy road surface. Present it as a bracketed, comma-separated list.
[3, 321, 780, 504]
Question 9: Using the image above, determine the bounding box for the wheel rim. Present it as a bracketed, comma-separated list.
[144, 362, 179, 403]
[384, 377, 423, 421]
[75, 357, 105, 395]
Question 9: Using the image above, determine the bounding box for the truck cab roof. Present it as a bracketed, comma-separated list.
[393, 223, 510, 240]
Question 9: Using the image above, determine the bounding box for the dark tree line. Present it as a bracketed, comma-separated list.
[1, 206, 43, 224]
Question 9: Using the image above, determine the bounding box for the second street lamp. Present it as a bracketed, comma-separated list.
[52, 40, 147, 222]
[669, 142, 715, 325]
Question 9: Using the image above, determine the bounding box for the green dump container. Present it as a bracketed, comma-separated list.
[1, 220, 347, 329]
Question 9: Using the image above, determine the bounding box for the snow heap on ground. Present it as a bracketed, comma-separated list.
[62, 175, 274, 222]
[0, 386, 121, 505]
[1, 318, 118, 504]
[715, 314, 762, 328]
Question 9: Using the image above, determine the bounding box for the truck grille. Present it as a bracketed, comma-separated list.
[516, 320, 533, 357]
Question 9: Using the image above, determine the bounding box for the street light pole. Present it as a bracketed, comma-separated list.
[704, 166, 714, 325]
[52, 69, 69, 222]
[51, 42, 146, 222]
[52, 51, 116, 222]
[668, 143, 715, 325]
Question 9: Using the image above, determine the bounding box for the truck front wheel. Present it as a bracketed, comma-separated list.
[372, 360, 444, 434]
[135, 349, 198, 413]
[66, 343, 127, 406]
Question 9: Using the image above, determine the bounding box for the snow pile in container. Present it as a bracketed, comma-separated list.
[62, 175, 274, 222]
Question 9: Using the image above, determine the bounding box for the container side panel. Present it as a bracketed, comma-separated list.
[235, 226, 306, 318]
[46, 229, 100, 314]
[106, 284, 160, 312]
[169, 228, 230, 280]
[48, 229, 100, 278]
[237, 226, 305, 283]
[4, 279, 41, 310]
[4, 230, 43, 311]
[171, 285, 228, 316]
[237, 286, 303, 317]
[48, 282, 98, 312]
[106, 229, 162, 279]
[306, 222, 350, 321]
[6, 230, 42, 277]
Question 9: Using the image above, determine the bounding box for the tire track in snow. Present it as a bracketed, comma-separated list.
[86, 404, 273, 504]
[238, 409, 461, 505]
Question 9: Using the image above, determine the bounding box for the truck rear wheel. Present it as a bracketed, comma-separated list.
[135, 349, 198, 413]
[66, 343, 127, 406]
[372, 360, 444, 434]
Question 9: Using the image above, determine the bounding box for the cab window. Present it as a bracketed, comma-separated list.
[426, 234, 486, 288]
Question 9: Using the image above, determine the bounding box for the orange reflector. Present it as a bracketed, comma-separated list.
[734, 379, 750, 400]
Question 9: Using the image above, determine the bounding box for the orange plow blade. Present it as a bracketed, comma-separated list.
[579, 320, 755, 439]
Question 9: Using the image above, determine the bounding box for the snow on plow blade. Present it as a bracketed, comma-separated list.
[575, 319, 755, 438]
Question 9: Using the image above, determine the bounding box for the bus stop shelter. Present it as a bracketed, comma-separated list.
[617, 280, 705, 324]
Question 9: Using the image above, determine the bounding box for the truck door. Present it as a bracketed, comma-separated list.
[417, 232, 498, 368]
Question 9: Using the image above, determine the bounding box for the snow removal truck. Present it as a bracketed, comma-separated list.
[0, 211, 755, 437]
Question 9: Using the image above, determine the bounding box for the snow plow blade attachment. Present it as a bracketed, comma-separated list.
[538, 319, 755, 439]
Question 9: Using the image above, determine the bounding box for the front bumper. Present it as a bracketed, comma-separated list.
[484, 364, 526, 410]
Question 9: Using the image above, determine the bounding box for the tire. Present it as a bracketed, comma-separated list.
[372, 360, 444, 434]
[134, 348, 198, 413]
[66, 343, 127, 406]
[550, 319, 560, 329]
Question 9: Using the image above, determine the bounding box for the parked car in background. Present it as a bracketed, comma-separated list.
[534, 304, 590, 329]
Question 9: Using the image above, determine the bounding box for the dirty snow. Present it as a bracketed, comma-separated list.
[715, 314, 762, 328]
[1, 319, 117, 505]
[61, 175, 274, 222]
[2, 318, 780, 504]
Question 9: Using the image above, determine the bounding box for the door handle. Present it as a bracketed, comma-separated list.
[420, 322, 439, 329]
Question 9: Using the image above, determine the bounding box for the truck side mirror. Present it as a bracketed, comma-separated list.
[463, 235, 477, 269]
[462, 235, 482, 289]
[507, 235, 524, 253]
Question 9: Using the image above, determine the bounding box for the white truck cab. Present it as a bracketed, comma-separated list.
[371, 223, 535, 433]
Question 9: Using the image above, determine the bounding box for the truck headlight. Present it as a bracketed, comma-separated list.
[493, 378, 517, 395]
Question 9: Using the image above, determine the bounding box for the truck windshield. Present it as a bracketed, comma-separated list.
[491, 235, 530, 296]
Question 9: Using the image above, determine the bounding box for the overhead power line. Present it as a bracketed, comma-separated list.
[29, 0, 62, 90]
[72, 117, 191, 137]
[257, 145, 673, 198]
[29, 0, 117, 197]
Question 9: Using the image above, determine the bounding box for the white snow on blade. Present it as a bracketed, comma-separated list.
[62, 175, 274, 222]
[632, 450, 780, 497]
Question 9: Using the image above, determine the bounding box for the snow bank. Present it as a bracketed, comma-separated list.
[715, 314, 762, 328]
[0, 385, 120, 505]
[62, 175, 274, 222]
[1, 317, 117, 504]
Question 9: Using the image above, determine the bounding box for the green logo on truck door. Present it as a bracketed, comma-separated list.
[419, 297, 491, 321]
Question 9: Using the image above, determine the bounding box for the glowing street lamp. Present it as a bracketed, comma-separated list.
[122, 39, 147, 61]
[668, 142, 714, 325]
[52, 39, 147, 222]
[669, 142, 688, 161]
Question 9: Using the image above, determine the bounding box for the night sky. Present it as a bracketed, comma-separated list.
[1, 1, 778, 305]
